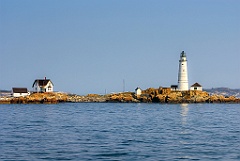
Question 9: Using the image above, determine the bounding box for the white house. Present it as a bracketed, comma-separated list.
[32, 78, 54, 92]
[190, 82, 202, 91]
[135, 87, 142, 95]
[12, 88, 30, 97]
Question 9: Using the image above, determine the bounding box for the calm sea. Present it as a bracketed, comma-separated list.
[0, 103, 239, 161]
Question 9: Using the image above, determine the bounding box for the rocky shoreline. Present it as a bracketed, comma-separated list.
[0, 88, 240, 104]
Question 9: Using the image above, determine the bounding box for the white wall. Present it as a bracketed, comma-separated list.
[13, 92, 30, 97]
[45, 82, 53, 92]
[190, 86, 202, 91]
[178, 55, 189, 91]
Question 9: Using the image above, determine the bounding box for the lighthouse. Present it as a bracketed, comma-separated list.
[178, 51, 189, 91]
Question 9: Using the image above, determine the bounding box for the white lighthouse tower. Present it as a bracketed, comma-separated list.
[178, 51, 189, 91]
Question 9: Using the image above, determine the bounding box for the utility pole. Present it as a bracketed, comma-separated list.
[123, 79, 125, 92]
[105, 89, 107, 95]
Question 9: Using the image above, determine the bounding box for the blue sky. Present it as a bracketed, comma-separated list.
[0, 0, 239, 94]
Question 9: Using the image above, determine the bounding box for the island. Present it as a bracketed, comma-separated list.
[0, 87, 239, 104]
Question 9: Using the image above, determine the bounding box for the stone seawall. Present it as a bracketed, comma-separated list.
[0, 90, 239, 104]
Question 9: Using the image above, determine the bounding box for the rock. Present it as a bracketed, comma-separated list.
[1, 90, 239, 104]
[105, 92, 138, 103]
[66, 93, 107, 102]
[0, 92, 68, 104]
[167, 91, 182, 103]
[152, 94, 167, 103]
[138, 94, 152, 103]
[159, 87, 171, 95]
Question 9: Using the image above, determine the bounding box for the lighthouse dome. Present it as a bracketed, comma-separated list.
[181, 51, 186, 57]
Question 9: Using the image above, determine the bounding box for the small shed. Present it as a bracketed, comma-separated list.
[190, 83, 202, 91]
[135, 87, 142, 95]
[171, 85, 178, 91]
[12, 88, 30, 97]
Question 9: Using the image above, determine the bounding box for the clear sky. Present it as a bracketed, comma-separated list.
[0, 0, 239, 94]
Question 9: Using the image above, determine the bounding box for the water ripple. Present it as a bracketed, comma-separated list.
[0, 103, 240, 160]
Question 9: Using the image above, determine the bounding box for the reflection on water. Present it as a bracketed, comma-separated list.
[180, 104, 189, 125]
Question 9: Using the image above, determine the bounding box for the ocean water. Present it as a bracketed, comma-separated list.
[0, 103, 239, 161]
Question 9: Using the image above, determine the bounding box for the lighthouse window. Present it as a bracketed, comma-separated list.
[182, 64, 183, 65]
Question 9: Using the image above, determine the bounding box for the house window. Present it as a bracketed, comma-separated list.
[194, 87, 197, 90]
